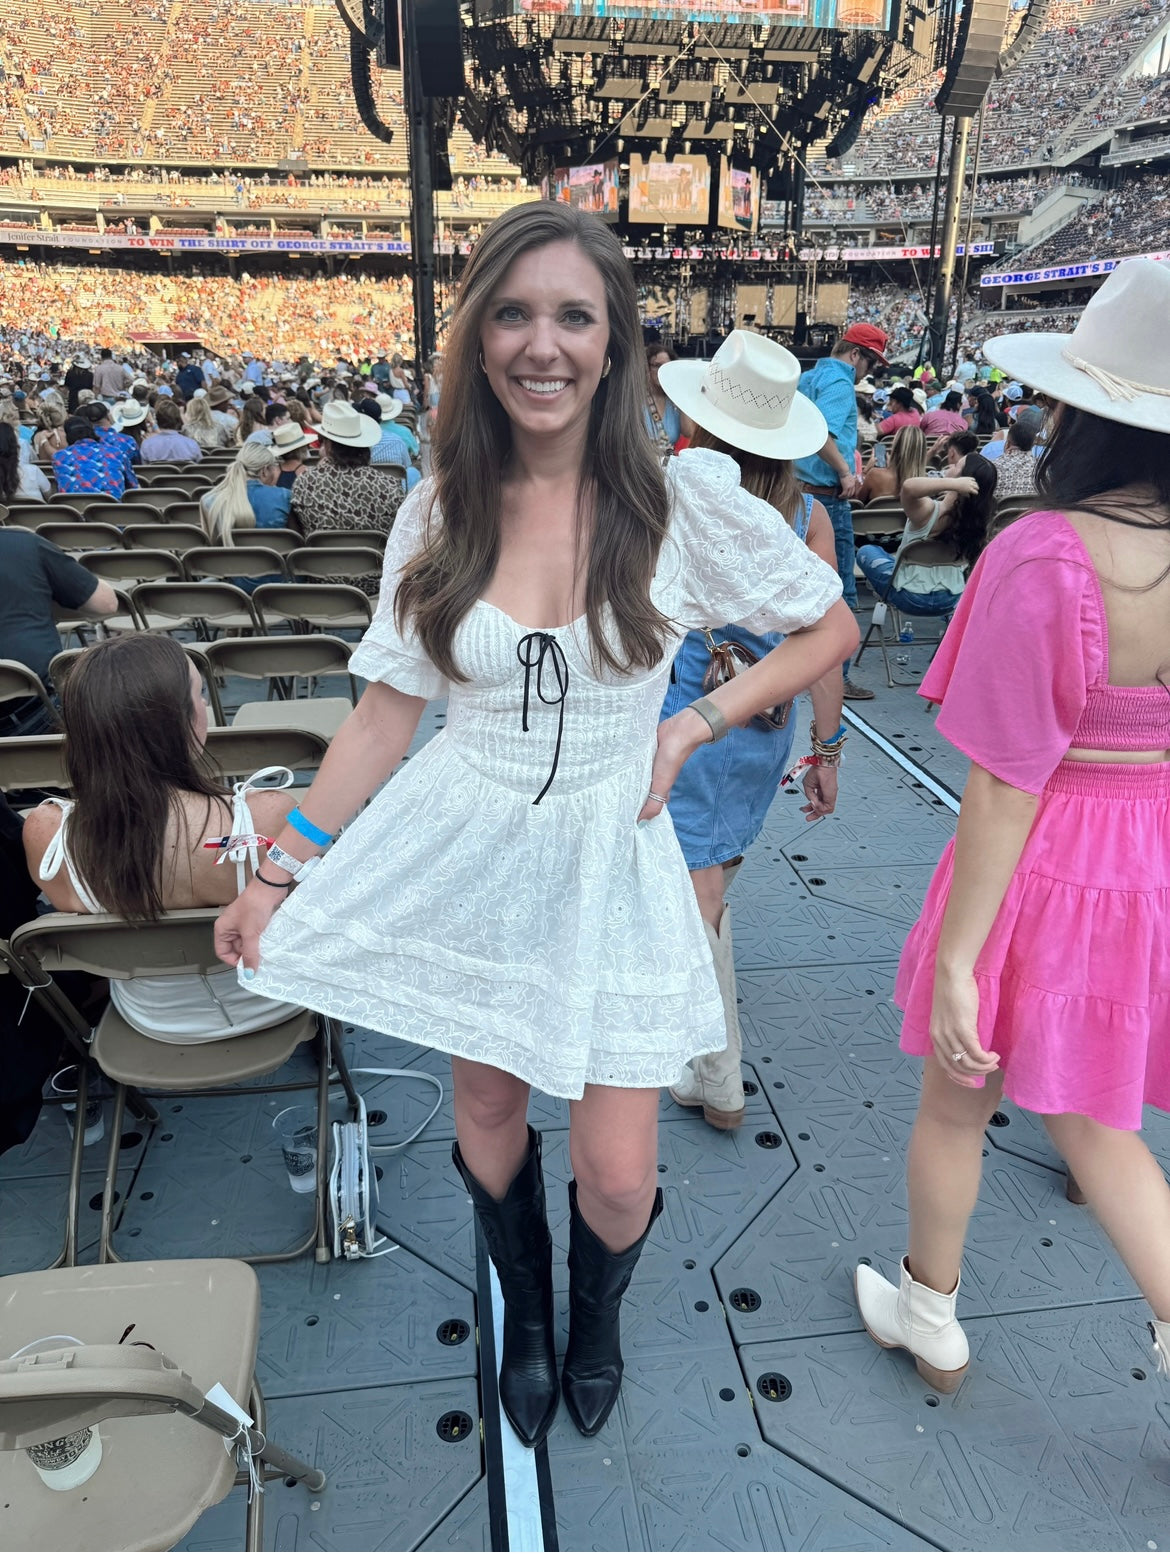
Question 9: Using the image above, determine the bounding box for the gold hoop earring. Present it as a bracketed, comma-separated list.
[477, 349, 486, 374]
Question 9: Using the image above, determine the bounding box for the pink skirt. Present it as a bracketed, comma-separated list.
[896, 760, 1170, 1130]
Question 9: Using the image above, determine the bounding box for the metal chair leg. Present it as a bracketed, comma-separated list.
[98, 1084, 129, 1264]
[243, 1378, 325, 1552]
[49, 1060, 90, 1270]
[313, 1028, 332, 1265]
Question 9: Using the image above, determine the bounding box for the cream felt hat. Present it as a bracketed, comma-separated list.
[316, 401, 381, 448]
[983, 258, 1170, 435]
[657, 331, 828, 460]
[271, 421, 318, 455]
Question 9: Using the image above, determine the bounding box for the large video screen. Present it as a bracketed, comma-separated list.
[482, 1, 891, 29]
[628, 156, 711, 226]
[717, 159, 759, 234]
[552, 161, 619, 218]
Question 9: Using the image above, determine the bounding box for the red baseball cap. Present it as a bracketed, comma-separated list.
[840, 323, 890, 366]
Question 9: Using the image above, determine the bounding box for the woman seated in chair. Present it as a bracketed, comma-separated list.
[23, 634, 301, 1043]
[857, 424, 927, 506]
[856, 454, 998, 619]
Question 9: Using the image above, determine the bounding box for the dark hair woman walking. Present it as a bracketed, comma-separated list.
[216, 202, 856, 1445]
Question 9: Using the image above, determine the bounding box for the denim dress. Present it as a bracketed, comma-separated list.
[659, 495, 813, 870]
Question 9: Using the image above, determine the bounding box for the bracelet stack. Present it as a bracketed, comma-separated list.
[688, 696, 729, 743]
[810, 724, 847, 768]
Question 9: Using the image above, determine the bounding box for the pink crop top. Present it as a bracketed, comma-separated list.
[920, 510, 1170, 794]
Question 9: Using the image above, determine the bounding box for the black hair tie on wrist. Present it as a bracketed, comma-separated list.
[255, 869, 295, 891]
[517, 631, 569, 806]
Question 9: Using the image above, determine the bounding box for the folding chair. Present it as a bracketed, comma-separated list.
[234, 526, 300, 554]
[119, 487, 196, 516]
[130, 581, 262, 639]
[852, 510, 905, 542]
[121, 522, 209, 557]
[159, 500, 210, 530]
[36, 521, 125, 555]
[992, 494, 1037, 531]
[141, 470, 216, 498]
[253, 582, 373, 634]
[10, 909, 359, 1266]
[0, 660, 57, 722]
[853, 536, 963, 688]
[4, 503, 84, 530]
[0, 1260, 326, 1550]
[304, 528, 389, 552]
[0, 733, 67, 792]
[203, 725, 329, 780]
[287, 546, 385, 586]
[203, 635, 357, 742]
[183, 546, 290, 584]
[79, 549, 185, 589]
[75, 497, 125, 522]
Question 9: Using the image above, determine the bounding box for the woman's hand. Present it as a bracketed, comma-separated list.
[928, 966, 999, 1088]
[638, 708, 710, 822]
[801, 761, 838, 821]
[946, 476, 979, 498]
[214, 880, 283, 975]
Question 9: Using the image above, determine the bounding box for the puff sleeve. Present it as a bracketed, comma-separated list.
[349, 481, 450, 700]
[920, 514, 1105, 794]
[656, 447, 843, 634]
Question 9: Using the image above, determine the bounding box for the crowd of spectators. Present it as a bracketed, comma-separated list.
[1011, 170, 1170, 269]
[804, 173, 1073, 226]
[815, 0, 1169, 177]
[0, 259, 418, 362]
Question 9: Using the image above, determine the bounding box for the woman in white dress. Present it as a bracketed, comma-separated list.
[215, 203, 857, 1446]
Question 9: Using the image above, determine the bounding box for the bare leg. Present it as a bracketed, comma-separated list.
[569, 1084, 660, 1251]
[1043, 1112, 1170, 1321]
[690, 863, 725, 930]
[451, 1056, 531, 1199]
[906, 1058, 1005, 1293]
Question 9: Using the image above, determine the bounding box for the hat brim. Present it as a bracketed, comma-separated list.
[982, 331, 1170, 435]
[380, 402, 402, 421]
[318, 421, 382, 448]
[658, 360, 829, 461]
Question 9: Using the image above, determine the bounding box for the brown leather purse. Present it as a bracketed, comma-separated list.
[700, 629, 792, 733]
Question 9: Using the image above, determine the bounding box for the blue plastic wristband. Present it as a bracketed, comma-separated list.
[287, 806, 333, 848]
[819, 723, 847, 747]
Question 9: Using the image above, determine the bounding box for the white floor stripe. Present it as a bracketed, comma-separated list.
[841, 706, 962, 816]
[488, 1262, 545, 1552]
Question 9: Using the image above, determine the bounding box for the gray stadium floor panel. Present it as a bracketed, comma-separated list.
[5, 631, 1169, 1552]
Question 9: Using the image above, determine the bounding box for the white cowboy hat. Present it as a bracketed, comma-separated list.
[658, 331, 828, 460]
[270, 421, 318, 455]
[113, 400, 148, 428]
[374, 393, 403, 422]
[316, 401, 381, 448]
[983, 259, 1170, 435]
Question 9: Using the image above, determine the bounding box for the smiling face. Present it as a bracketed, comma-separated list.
[479, 240, 609, 446]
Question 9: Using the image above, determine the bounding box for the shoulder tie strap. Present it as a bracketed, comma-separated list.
[222, 766, 295, 894]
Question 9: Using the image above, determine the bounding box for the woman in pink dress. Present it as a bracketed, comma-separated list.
[855, 258, 1170, 1393]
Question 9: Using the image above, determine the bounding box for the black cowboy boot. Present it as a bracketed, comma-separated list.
[452, 1127, 559, 1447]
[562, 1180, 663, 1437]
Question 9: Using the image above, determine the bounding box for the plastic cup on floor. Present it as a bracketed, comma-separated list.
[273, 1105, 318, 1194]
[50, 1065, 104, 1148]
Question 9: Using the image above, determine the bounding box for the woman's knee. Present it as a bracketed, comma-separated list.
[1043, 1110, 1129, 1158]
[452, 1060, 528, 1133]
[572, 1137, 658, 1216]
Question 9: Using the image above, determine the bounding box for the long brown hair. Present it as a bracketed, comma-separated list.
[687, 423, 802, 525]
[395, 201, 671, 680]
[61, 635, 225, 922]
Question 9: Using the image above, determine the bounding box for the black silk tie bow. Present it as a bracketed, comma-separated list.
[517, 632, 569, 805]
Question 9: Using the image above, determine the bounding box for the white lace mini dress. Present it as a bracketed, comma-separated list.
[247, 448, 842, 1097]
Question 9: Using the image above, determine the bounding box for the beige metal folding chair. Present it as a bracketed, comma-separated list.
[158, 501, 209, 530]
[287, 546, 385, 586]
[304, 528, 389, 552]
[130, 582, 262, 638]
[48, 645, 224, 725]
[253, 582, 373, 634]
[0, 660, 57, 722]
[992, 494, 1037, 531]
[232, 525, 300, 554]
[79, 549, 185, 587]
[203, 725, 329, 780]
[0, 1259, 325, 1551]
[119, 487, 198, 516]
[4, 503, 84, 530]
[37, 522, 125, 555]
[183, 546, 290, 584]
[121, 522, 208, 557]
[0, 733, 68, 791]
[10, 909, 359, 1266]
[853, 536, 964, 688]
[202, 635, 357, 742]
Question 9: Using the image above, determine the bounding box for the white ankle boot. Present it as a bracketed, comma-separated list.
[854, 1257, 970, 1393]
[669, 906, 745, 1130]
[1151, 1319, 1170, 1376]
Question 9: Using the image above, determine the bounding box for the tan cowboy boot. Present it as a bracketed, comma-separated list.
[669, 904, 745, 1130]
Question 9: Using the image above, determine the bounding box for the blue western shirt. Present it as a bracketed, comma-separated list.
[794, 355, 857, 490]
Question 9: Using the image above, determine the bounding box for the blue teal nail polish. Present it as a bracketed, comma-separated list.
[242, 967, 255, 982]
